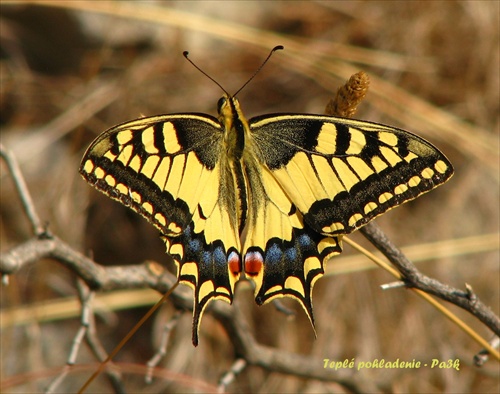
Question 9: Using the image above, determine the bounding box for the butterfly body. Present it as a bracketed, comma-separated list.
[81, 94, 453, 345]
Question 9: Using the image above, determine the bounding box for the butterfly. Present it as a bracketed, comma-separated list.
[80, 51, 453, 346]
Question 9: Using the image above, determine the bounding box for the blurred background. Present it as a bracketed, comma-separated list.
[1, 1, 498, 392]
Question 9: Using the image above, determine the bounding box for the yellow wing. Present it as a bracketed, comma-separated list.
[80, 114, 242, 346]
[240, 113, 453, 326]
[250, 114, 453, 235]
[241, 150, 342, 328]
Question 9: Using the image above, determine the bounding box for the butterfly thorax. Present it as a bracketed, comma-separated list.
[217, 95, 252, 236]
[217, 96, 275, 249]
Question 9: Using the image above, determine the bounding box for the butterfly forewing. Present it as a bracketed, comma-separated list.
[249, 114, 453, 236]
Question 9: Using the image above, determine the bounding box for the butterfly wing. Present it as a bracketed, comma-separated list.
[243, 114, 453, 323]
[241, 152, 342, 327]
[250, 114, 453, 235]
[80, 114, 241, 345]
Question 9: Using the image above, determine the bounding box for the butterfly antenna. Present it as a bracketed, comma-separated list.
[183, 51, 230, 96]
[233, 45, 284, 97]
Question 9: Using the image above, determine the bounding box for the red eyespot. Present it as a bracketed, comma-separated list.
[227, 251, 241, 276]
[244, 251, 264, 276]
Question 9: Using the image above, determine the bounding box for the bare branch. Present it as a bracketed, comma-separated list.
[474, 336, 500, 367]
[146, 310, 182, 384]
[0, 236, 179, 295]
[0, 144, 46, 237]
[360, 222, 500, 337]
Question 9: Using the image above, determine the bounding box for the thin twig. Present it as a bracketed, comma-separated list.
[344, 233, 500, 360]
[359, 223, 500, 339]
[0, 144, 46, 237]
[145, 310, 182, 384]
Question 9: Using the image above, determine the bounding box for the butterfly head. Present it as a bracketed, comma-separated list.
[184, 46, 284, 136]
[217, 95, 233, 119]
[214, 45, 283, 138]
[217, 93, 244, 119]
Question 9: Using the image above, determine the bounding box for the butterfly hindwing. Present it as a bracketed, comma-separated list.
[80, 114, 242, 345]
[241, 154, 342, 325]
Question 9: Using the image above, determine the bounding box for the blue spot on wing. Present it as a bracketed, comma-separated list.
[254, 224, 342, 330]
[266, 243, 284, 266]
[166, 223, 240, 346]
